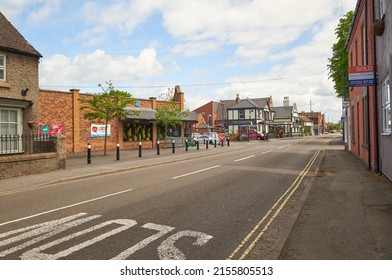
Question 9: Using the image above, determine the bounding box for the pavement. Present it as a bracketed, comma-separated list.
[1, 136, 392, 259]
[278, 137, 392, 260]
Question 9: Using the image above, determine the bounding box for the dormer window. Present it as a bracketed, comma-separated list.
[0, 53, 6, 82]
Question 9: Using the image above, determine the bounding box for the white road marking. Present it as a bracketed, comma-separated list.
[172, 165, 221, 179]
[0, 188, 134, 227]
[157, 230, 213, 260]
[234, 155, 255, 162]
[0, 213, 100, 257]
[262, 150, 274, 155]
[278, 144, 292, 149]
[21, 219, 137, 260]
[112, 223, 175, 260]
[0, 213, 214, 260]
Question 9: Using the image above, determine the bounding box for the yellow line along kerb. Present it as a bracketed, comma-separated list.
[227, 149, 321, 260]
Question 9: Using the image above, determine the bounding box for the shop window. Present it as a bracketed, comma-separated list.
[123, 123, 152, 142]
[157, 124, 181, 139]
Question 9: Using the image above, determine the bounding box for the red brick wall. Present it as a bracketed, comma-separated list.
[39, 90, 182, 154]
[193, 101, 214, 124]
[39, 90, 74, 153]
[346, 0, 378, 171]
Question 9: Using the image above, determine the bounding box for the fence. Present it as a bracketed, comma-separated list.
[0, 134, 56, 155]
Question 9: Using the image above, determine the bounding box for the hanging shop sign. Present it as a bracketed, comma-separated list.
[348, 65, 376, 87]
[91, 124, 111, 137]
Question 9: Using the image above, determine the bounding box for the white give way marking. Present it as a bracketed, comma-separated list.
[0, 213, 213, 260]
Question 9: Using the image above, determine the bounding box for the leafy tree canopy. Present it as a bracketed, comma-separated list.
[327, 10, 353, 98]
[154, 88, 189, 142]
[80, 81, 136, 155]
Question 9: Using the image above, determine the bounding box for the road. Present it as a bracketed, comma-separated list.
[0, 136, 331, 260]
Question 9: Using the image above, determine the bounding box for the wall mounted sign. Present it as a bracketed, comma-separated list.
[91, 124, 111, 137]
[348, 65, 376, 87]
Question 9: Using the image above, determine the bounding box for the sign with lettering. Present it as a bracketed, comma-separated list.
[91, 124, 110, 137]
[348, 65, 376, 87]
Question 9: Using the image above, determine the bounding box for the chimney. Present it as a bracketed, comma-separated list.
[173, 85, 185, 111]
[149, 97, 157, 109]
[236, 94, 240, 103]
[283, 96, 290, 107]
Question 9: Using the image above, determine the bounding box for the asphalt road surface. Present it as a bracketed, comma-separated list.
[0, 136, 331, 260]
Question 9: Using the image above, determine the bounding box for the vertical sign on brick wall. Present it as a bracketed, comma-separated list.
[348, 65, 376, 87]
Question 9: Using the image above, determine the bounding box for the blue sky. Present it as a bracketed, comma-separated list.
[1, 0, 357, 123]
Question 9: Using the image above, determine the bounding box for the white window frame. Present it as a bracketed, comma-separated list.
[381, 76, 391, 134]
[238, 109, 245, 120]
[0, 53, 6, 82]
[379, 0, 386, 18]
[0, 107, 24, 154]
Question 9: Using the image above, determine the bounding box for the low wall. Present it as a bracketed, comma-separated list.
[0, 135, 66, 179]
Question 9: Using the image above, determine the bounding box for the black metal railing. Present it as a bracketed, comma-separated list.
[0, 134, 56, 155]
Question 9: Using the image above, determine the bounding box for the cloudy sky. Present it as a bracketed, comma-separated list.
[1, 0, 357, 122]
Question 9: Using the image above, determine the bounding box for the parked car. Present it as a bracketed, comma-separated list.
[194, 133, 219, 144]
[237, 129, 264, 140]
[194, 135, 210, 143]
[249, 129, 264, 140]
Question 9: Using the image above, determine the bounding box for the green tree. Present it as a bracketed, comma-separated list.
[80, 81, 136, 155]
[327, 11, 354, 98]
[154, 88, 189, 146]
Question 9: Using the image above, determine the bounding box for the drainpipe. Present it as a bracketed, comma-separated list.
[365, 0, 371, 170]
[371, 0, 380, 173]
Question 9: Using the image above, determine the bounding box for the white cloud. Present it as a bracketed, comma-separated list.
[80, 0, 163, 43]
[14, 0, 357, 123]
[0, 0, 61, 22]
[39, 48, 164, 88]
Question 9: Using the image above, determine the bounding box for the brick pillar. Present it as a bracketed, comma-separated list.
[150, 97, 158, 148]
[174, 85, 185, 111]
[70, 89, 80, 153]
[55, 134, 66, 169]
[150, 97, 157, 109]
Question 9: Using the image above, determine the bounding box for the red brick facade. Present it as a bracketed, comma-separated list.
[39, 89, 184, 154]
[346, 0, 379, 171]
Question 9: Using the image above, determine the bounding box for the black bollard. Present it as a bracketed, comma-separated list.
[185, 139, 188, 151]
[206, 140, 209, 149]
[172, 139, 175, 153]
[214, 139, 217, 148]
[87, 143, 91, 164]
[116, 142, 120, 160]
[196, 140, 199, 150]
[221, 139, 224, 147]
[157, 140, 160, 155]
[139, 142, 142, 157]
[227, 138, 230, 146]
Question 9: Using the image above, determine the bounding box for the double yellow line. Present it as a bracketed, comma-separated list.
[227, 149, 322, 260]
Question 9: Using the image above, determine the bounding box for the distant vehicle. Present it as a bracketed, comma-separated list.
[195, 135, 210, 142]
[248, 129, 264, 140]
[237, 128, 264, 140]
[194, 133, 219, 144]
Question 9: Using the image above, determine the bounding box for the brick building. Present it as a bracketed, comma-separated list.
[374, 0, 392, 180]
[0, 12, 42, 137]
[39, 86, 195, 154]
[346, 0, 379, 171]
